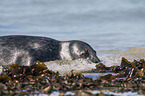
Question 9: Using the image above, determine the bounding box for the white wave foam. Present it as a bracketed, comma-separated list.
[99, 48, 145, 67]
[44, 58, 96, 75]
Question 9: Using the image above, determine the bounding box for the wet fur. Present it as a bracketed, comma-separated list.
[0, 35, 100, 66]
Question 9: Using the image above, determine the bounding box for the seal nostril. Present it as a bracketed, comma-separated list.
[93, 56, 101, 63]
[94, 60, 100, 63]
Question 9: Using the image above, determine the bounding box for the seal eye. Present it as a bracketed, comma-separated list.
[81, 51, 89, 58]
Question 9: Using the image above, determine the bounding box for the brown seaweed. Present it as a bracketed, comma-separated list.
[1, 57, 145, 95]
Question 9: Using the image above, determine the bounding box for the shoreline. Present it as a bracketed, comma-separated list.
[0, 57, 145, 95]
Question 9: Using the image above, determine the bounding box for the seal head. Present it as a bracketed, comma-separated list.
[60, 40, 100, 63]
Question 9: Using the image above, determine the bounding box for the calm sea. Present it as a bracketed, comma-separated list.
[0, 0, 145, 69]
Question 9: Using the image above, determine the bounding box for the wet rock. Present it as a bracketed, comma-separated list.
[120, 57, 132, 68]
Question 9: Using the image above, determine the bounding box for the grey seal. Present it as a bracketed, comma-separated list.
[0, 35, 100, 66]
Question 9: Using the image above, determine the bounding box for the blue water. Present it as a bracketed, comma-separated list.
[0, 0, 145, 66]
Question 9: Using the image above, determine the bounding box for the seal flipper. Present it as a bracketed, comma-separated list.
[15, 54, 33, 66]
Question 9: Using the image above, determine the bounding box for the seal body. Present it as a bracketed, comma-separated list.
[0, 35, 100, 66]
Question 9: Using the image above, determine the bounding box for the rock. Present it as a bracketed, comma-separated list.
[120, 57, 132, 68]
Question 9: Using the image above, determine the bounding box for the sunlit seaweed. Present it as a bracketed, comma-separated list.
[1, 57, 145, 95]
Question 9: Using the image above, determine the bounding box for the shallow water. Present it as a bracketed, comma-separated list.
[99, 48, 145, 66]
[0, 0, 145, 79]
[33, 90, 144, 96]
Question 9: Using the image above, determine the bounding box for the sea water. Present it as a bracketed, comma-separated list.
[0, 0, 145, 73]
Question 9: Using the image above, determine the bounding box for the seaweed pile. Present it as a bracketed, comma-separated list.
[93, 57, 145, 94]
[0, 58, 145, 95]
[0, 61, 98, 95]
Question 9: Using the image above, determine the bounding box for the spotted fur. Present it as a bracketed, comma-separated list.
[0, 35, 100, 66]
